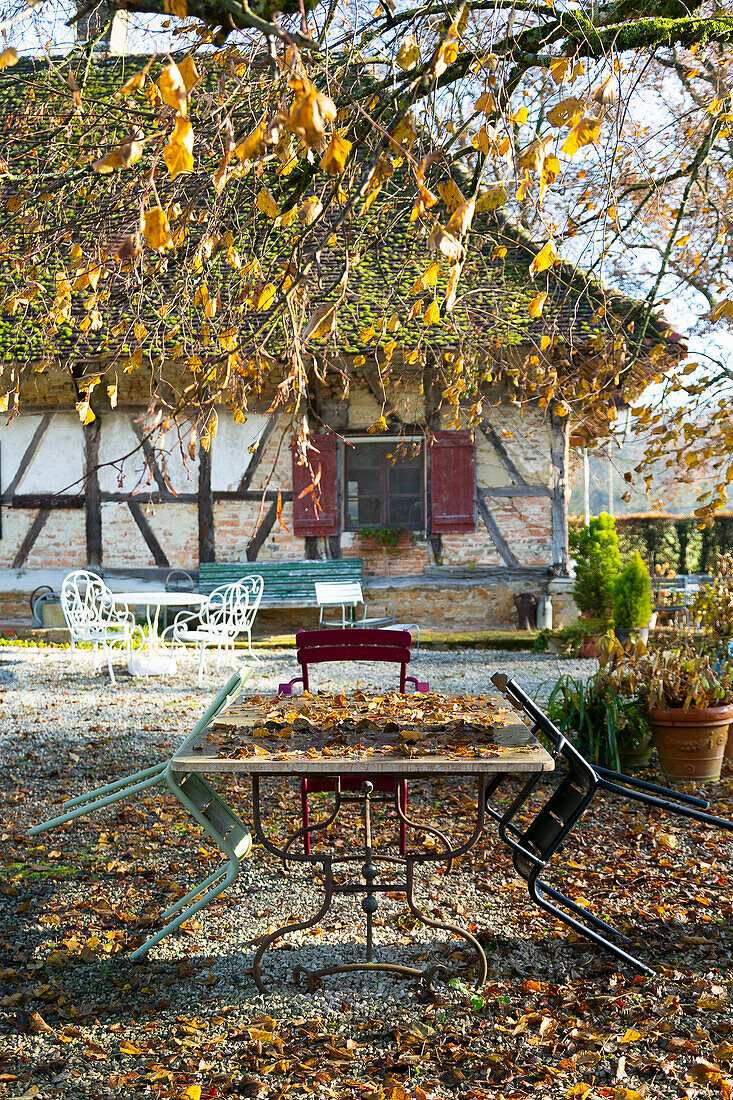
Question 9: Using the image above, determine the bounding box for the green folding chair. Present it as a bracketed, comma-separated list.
[29, 668, 254, 957]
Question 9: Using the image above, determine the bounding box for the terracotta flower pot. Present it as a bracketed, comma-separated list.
[647, 704, 733, 783]
[579, 634, 600, 659]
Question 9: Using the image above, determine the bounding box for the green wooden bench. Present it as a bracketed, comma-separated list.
[198, 560, 363, 608]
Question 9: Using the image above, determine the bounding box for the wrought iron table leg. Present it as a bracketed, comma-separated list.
[404, 858, 488, 989]
[251, 858, 336, 993]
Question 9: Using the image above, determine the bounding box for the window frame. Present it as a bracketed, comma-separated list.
[342, 434, 427, 534]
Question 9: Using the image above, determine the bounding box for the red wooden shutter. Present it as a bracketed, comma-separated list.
[430, 430, 476, 533]
[291, 434, 339, 537]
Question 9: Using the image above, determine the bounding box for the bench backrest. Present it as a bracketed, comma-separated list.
[314, 581, 364, 607]
[199, 559, 362, 600]
[295, 627, 412, 691]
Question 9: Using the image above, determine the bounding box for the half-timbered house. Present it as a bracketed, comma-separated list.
[0, 55, 685, 631]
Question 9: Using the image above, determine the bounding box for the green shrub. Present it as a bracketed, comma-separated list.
[614, 551, 652, 628]
[570, 513, 622, 619]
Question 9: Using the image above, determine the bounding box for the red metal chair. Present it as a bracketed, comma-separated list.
[278, 628, 429, 854]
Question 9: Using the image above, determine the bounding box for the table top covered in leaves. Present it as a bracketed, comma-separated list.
[172, 690, 555, 775]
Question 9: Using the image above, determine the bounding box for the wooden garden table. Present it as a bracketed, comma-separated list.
[171, 690, 554, 992]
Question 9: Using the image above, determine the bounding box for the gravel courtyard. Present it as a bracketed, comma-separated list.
[1, 645, 732, 1100]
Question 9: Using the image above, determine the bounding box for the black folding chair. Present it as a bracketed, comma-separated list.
[487, 672, 733, 975]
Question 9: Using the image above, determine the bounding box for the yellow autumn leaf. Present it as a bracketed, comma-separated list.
[287, 82, 336, 147]
[299, 196, 323, 225]
[516, 174, 530, 202]
[396, 35, 420, 70]
[157, 61, 188, 116]
[256, 283, 277, 310]
[278, 206, 299, 228]
[550, 57, 571, 84]
[235, 118, 267, 160]
[219, 329, 238, 351]
[675, 233, 691, 247]
[476, 184, 508, 212]
[540, 334, 552, 350]
[182, 1087, 201, 1100]
[424, 300, 441, 325]
[528, 291, 547, 318]
[565, 1087, 591, 1099]
[529, 239, 558, 277]
[562, 115, 602, 156]
[303, 303, 337, 340]
[76, 398, 95, 425]
[473, 124, 510, 157]
[256, 188, 280, 218]
[320, 134, 352, 175]
[620, 1029, 643, 1043]
[366, 416, 388, 434]
[546, 97, 584, 128]
[437, 178, 464, 213]
[177, 56, 199, 93]
[107, 384, 118, 408]
[409, 262, 440, 294]
[0, 48, 18, 71]
[447, 197, 475, 237]
[117, 59, 153, 96]
[0, 393, 8, 412]
[475, 91, 495, 113]
[360, 325, 375, 342]
[540, 153, 560, 197]
[163, 118, 194, 180]
[143, 207, 173, 251]
[511, 105, 528, 125]
[119, 1039, 143, 1055]
[92, 136, 143, 174]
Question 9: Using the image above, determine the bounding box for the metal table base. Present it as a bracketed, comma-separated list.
[250, 774, 489, 993]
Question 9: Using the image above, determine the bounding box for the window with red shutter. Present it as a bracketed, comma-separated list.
[291, 434, 339, 537]
[430, 430, 476, 533]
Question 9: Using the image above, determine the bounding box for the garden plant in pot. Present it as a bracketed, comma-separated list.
[568, 513, 620, 657]
[617, 634, 733, 782]
[689, 553, 733, 761]
[547, 632, 652, 770]
[613, 551, 653, 648]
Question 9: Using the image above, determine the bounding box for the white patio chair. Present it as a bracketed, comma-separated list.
[61, 569, 143, 684]
[163, 576, 263, 685]
[316, 580, 396, 628]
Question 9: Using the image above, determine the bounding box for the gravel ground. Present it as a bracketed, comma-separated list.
[2, 645, 732, 1100]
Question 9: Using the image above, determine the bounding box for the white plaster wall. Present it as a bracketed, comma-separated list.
[98, 413, 199, 495]
[211, 412, 268, 491]
[5, 413, 84, 494]
[0, 415, 44, 494]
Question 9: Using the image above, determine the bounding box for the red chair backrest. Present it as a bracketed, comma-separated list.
[294, 628, 412, 691]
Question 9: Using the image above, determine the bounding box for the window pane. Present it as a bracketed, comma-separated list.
[390, 496, 423, 526]
[391, 464, 421, 495]
[345, 440, 424, 530]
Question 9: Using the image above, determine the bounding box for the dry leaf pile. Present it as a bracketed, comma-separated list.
[206, 692, 525, 761]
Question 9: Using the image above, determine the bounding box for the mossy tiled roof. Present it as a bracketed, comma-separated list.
[0, 54, 681, 374]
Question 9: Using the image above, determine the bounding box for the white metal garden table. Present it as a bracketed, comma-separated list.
[111, 590, 207, 676]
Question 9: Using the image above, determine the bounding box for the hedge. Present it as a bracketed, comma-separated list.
[569, 514, 733, 575]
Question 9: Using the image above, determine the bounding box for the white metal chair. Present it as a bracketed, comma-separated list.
[163, 576, 263, 685]
[61, 569, 144, 684]
[29, 669, 253, 959]
[315, 581, 421, 652]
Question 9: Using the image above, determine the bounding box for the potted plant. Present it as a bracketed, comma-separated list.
[613, 551, 653, 648]
[570, 513, 622, 656]
[614, 634, 733, 782]
[689, 553, 733, 760]
[546, 648, 652, 771]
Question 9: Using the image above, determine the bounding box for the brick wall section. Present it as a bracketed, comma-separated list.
[0, 509, 87, 569]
